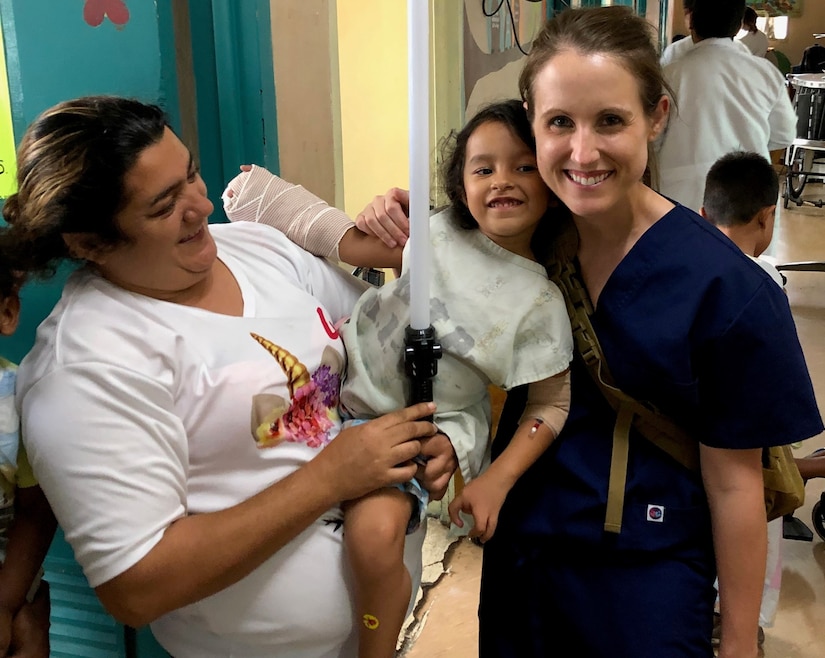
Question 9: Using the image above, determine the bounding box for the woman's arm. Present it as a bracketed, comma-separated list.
[701, 444, 765, 658]
[23, 360, 437, 628]
[94, 403, 436, 627]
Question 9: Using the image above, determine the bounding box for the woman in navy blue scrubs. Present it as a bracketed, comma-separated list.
[479, 6, 824, 658]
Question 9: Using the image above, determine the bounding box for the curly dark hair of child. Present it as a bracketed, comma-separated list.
[438, 99, 569, 264]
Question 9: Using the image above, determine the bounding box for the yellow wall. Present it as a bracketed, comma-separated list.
[670, 3, 688, 40]
[275, 2, 460, 218]
[0, 21, 18, 198]
[337, 1, 410, 217]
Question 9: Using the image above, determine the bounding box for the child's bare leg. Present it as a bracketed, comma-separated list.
[344, 488, 415, 658]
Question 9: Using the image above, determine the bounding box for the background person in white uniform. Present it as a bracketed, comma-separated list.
[738, 7, 769, 58]
[656, 0, 795, 213]
[660, 0, 749, 67]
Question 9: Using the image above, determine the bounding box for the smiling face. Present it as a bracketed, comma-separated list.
[87, 127, 217, 300]
[462, 120, 552, 259]
[529, 49, 668, 223]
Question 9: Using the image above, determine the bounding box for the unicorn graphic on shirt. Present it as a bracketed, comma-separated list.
[249, 333, 342, 449]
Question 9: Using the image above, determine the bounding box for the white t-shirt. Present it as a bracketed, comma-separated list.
[17, 222, 425, 658]
[738, 30, 770, 58]
[660, 36, 694, 67]
[660, 35, 750, 67]
[657, 37, 796, 212]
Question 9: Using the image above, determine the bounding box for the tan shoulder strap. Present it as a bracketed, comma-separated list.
[549, 254, 700, 533]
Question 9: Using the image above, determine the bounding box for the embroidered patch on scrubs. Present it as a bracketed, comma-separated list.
[646, 504, 665, 522]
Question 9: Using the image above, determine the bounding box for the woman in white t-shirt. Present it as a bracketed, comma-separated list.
[0, 95, 457, 658]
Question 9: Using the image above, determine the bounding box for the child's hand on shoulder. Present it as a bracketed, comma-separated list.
[355, 188, 410, 249]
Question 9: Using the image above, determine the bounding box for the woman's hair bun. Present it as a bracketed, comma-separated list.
[1, 194, 20, 226]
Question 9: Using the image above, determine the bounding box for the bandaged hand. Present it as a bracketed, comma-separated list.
[223, 165, 353, 261]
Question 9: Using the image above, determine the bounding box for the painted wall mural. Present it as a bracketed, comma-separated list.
[747, 0, 803, 18]
[463, 0, 547, 120]
[83, 0, 130, 27]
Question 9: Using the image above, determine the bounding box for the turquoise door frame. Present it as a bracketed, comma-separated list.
[188, 0, 279, 223]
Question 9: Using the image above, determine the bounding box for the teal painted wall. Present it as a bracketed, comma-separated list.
[0, 2, 177, 654]
[190, 0, 279, 221]
[1, 0, 177, 138]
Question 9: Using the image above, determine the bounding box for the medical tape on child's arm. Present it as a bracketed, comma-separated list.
[518, 370, 571, 437]
[223, 165, 353, 260]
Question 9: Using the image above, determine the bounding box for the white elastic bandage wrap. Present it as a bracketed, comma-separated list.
[222, 164, 353, 260]
[518, 370, 571, 438]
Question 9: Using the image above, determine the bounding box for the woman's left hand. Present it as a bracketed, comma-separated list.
[417, 433, 457, 501]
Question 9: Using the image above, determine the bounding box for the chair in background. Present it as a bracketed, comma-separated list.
[782, 73, 825, 208]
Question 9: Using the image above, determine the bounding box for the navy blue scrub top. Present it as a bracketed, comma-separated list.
[495, 204, 824, 553]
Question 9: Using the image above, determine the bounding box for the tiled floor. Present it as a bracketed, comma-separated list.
[400, 182, 825, 658]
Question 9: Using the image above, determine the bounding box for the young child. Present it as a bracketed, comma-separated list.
[701, 149, 783, 646]
[0, 259, 57, 656]
[702, 150, 783, 287]
[223, 100, 573, 658]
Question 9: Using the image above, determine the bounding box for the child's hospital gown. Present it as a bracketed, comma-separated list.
[340, 208, 573, 487]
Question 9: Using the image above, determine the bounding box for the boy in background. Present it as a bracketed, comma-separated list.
[701, 150, 782, 646]
[702, 150, 783, 286]
[0, 260, 56, 657]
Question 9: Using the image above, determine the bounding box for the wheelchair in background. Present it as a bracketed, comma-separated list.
[783, 73, 825, 208]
